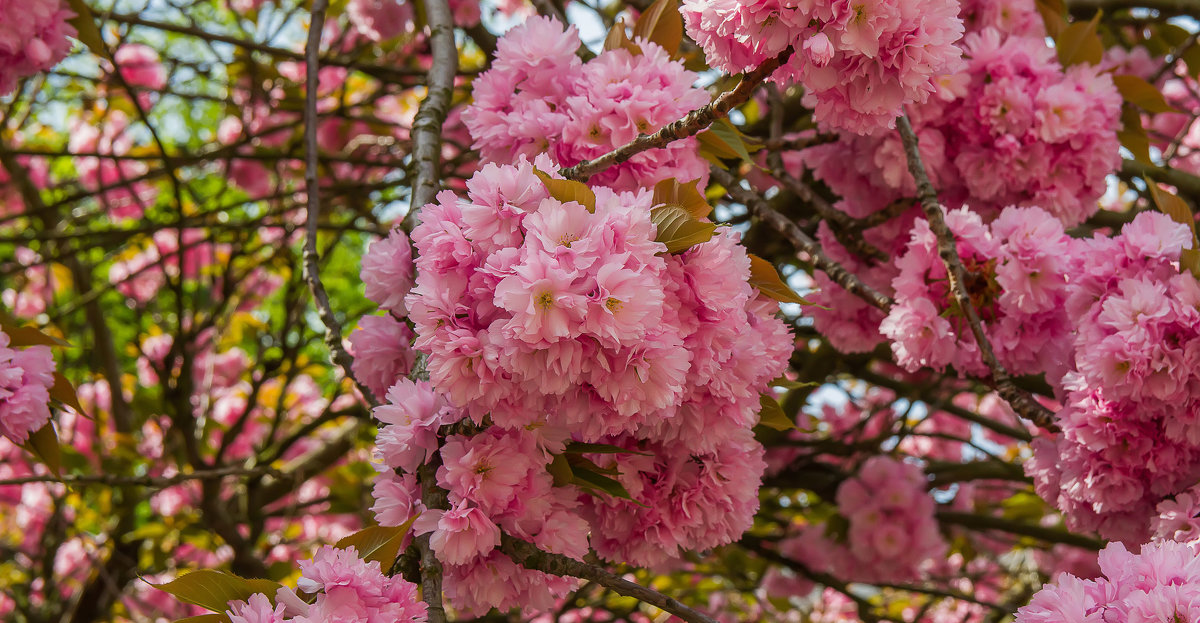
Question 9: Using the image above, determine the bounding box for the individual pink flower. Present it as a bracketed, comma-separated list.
[415, 501, 502, 565]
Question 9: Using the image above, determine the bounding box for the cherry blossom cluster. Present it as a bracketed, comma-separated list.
[363, 155, 790, 610]
[224, 545, 427, 623]
[802, 15, 1121, 225]
[1028, 212, 1200, 543]
[881, 206, 1074, 380]
[782, 456, 947, 583]
[1016, 540, 1200, 623]
[0, 0, 76, 95]
[681, 0, 964, 134]
[351, 228, 419, 399]
[0, 328, 56, 444]
[464, 17, 710, 191]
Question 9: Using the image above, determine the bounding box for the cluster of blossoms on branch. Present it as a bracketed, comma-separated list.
[1029, 212, 1200, 544]
[465, 17, 711, 192]
[356, 139, 791, 611]
[681, 0, 964, 133]
[1017, 540, 1200, 623]
[782, 456, 947, 584]
[225, 546, 427, 623]
[882, 206, 1074, 381]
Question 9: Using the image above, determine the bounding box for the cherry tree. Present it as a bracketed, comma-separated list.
[1, 0, 1200, 621]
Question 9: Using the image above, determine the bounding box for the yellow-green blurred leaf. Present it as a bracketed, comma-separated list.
[1147, 180, 1196, 236]
[1035, 0, 1067, 37]
[650, 204, 717, 253]
[66, 0, 107, 57]
[49, 372, 86, 416]
[1114, 74, 1176, 114]
[151, 570, 282, 613]
[22, 423, 61, 476]
[652, 178, 711, 219]
[1055, 13, 1103, 67]
[632, 0, 683, 57]
[335, 516, 419, 569]
[533, 169, 596, 213]
[3, 325, 69, 347]
[603, 17, 642, 56]
[757, 393, 795, 431]
[1118, 105, 1152, 164]
[748, 254, 810, 304]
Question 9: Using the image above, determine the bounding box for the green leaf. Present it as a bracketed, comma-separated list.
[563, 442, 652, 456]
[1118, 105, 1152, 165]
[602, 17, 642, 56]
[1180, 248, 1200, 280]
[1113, 74, 1176, 114]
[151, 570, 283, 613]
[570, 466, 642, 505]
[65, 0, 107, 58]
[3, 325, 70, 348]
[652, 178, 711, 219]
[747, 254, 810, 305]
[22, 423, 61, 476]
[1055, 13, 1103, 67]
[335, 515, 419, 568]
[1146, 178, 1197, 236]
[757, 393, 795, 431]
[1035, 0, 1067, 38]
[703, 118, 756, 164]
[632, 0, 683, 58]
[1181, 46, 1200, 81]
[650, 204, 717, 253]
[49, 372, 86, 416]
[548, 453, 574, 487]
[533, 169, 596, 213]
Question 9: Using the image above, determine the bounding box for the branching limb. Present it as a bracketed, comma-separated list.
[896, 116, 1058, 432]
[709, 166, 894, 311]
[560, 48, 794, 182]
[499, 534, 721, 623]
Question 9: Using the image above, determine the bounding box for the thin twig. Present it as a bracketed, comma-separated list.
[560, 47, 794, 182]
[0, 465, 283, 487]
[300, 0, 376, 405]
[499, 534, 721, 623]
[709, 166, 894, 311]
[895, 116, 1058, 432]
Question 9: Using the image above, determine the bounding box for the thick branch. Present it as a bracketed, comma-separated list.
[402, 0, 459, 228]
[560, 48, 794, 182]
[896, 116, 1058, 432]
[499, 534, 720, 623]
[418, 462, 449, 623]
[936, 511, 1103, 550]
[709, 166, 894, 310]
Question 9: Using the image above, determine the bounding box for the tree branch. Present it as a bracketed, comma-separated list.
[499, 534, 721, 623]
[709, 166, 894, 310]
[560, 48, 794, 182]
[402, 0, 460, 229]
[895, 116, 1058, 432]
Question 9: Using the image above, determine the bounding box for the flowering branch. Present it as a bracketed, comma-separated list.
[402, 0, 460, 229]
[895, 115, 1058, 432]
[709, 166, 894, 310]
[498, 534, 721, 623]
[560, 48, 794, 182]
